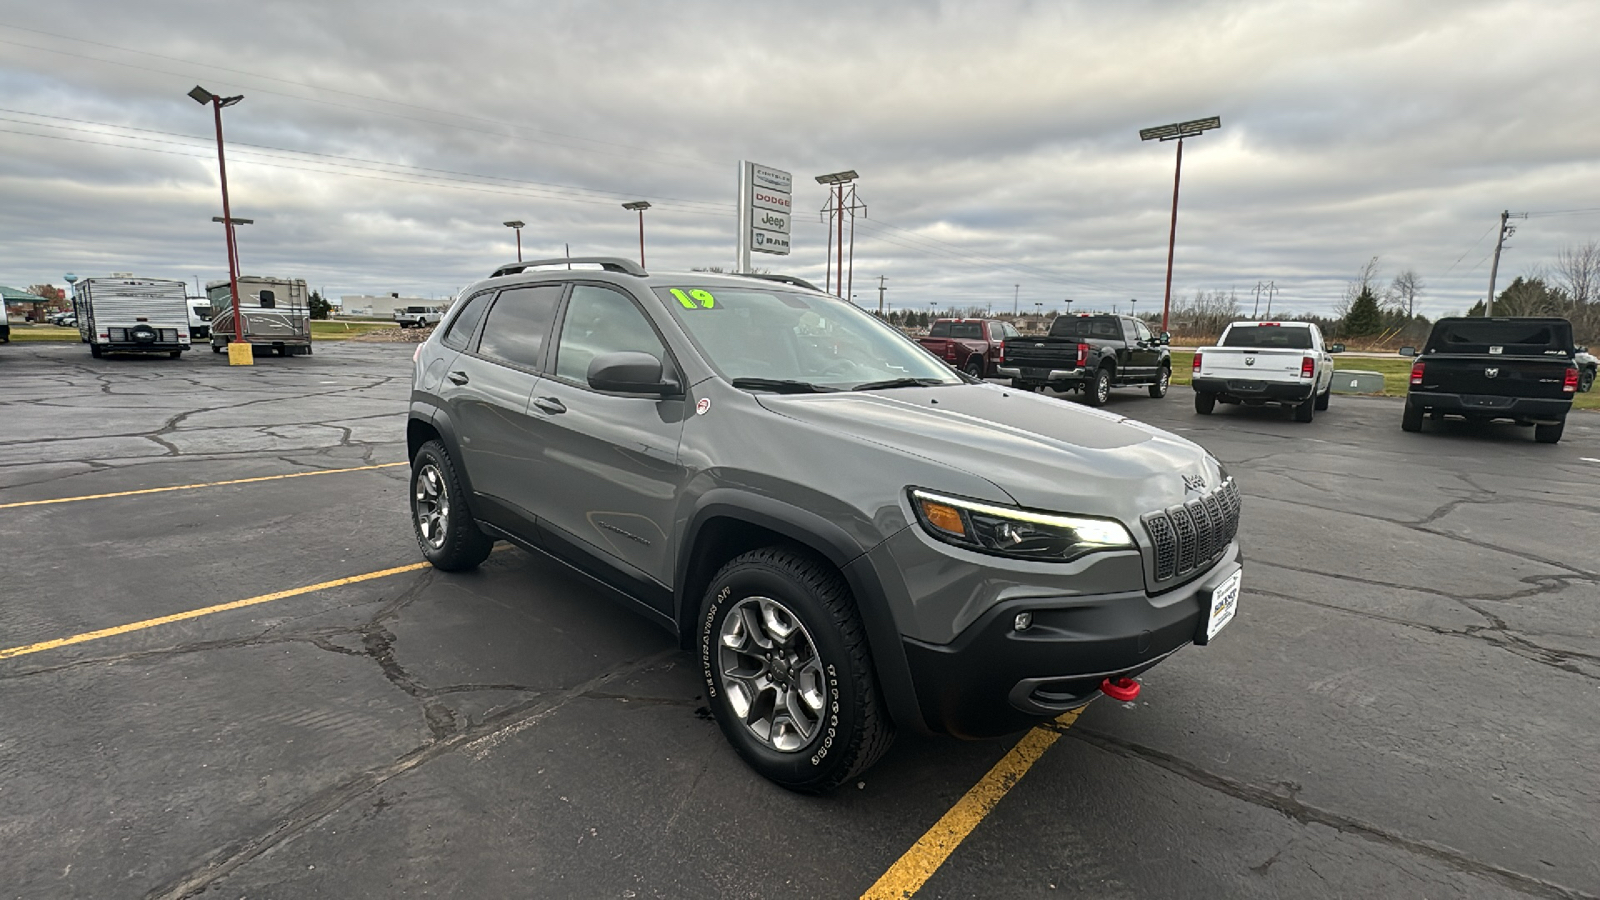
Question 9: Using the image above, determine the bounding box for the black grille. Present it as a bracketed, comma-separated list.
[1141, 479, 1241, 582]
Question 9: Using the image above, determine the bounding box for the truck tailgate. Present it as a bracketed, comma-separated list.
[1197, 348, 1306, 381]
[1415, 356, 1574, 400]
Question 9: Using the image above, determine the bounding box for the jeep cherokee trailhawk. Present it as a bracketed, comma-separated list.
[406, 257, 1244, 792]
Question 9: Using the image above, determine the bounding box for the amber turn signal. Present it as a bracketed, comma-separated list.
[919, 499, 966, 536]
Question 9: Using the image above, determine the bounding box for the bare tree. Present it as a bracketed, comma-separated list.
[1390, 269, 1423, 318]
[1554, 240, 1600, 307]
[1343, 256, 1383, 309]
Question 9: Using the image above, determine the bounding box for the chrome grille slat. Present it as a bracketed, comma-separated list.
[1140, 479, 1242, 585]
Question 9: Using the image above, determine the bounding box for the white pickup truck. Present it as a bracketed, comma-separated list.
[393, 306, 443, 328]
[1191, 321, 1335, 422]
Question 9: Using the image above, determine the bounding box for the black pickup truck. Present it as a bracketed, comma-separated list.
[1403, 317, 1581, 444]
[996, 314, 1171, 406]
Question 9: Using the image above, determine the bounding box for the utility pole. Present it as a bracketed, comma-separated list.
[1485, 209, 1527, 316]
[1252, 281, 1263, 318]
[1013, 284, 1020, 316]
[876, 276, 887, 316]
[1264, 281, 1278, 318]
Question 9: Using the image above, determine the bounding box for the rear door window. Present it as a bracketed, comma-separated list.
[476, 285, 564, 369]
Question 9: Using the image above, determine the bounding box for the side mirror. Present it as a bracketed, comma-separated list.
[1399, 346, 1416, 357]
[587, 351, 679, 396]
[1328, 343, 1345, 353]
[1158, 332, 1171, 345]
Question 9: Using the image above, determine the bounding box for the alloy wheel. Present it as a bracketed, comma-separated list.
[717, 595, 827, 753]
[414, 463, 450, 549]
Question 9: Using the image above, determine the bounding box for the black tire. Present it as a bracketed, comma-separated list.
[1314, 387, 1330, 411]
[1401, 398, 1423, 432]
[1293, 394, 1315, 423]
[212, 344, 224, 353]
[409, 439, 494, 571]
[1580, 369, 1595, 393]
[89, 343, 103, 359]
[303, 344, 314, 356]
[699, 547, 894, 794]
[1148, 365, 1171, 398]
[169, 350, 181, 359]
[964, 359, 984, 379]
[1194, 391, 1216, 415]
[1534, 420, 1565, 444]
[1084, 367, 1113, 406]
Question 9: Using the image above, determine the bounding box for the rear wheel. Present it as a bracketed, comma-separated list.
[1194, 391, 1216, 415]
[699, 547, 894, 794]
[964, 359, 984, 379]
[410, 439, 494, 571]
[1534, 419, 1565, 444]
[1293, 394, 1315, 423]
[1314, 387, 1330, 411]
[89, 344, 103, 358]
[1084, 367, 1113, 406]
[1148, 366, 1171, 399]
[1580, 368, 1596, 392]
[1401, 399, 1423, 432]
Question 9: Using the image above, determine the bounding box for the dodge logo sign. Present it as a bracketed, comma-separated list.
[1485, 367, 1499, 378]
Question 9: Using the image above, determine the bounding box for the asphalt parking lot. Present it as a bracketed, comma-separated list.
[2, 341, 1597, 900]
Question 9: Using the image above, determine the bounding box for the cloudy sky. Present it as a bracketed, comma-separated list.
[2, 0, 1598, 318]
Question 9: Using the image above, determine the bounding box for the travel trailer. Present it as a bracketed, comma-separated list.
[74, 276, 191, 359]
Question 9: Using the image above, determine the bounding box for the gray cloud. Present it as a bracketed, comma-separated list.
[2, 0, 1598, 318]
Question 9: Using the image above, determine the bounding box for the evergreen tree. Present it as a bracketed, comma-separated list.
[1342, 288, 1384, 336]
[308, 291, 332, 320]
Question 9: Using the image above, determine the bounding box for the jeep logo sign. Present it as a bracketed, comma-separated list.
[740, 160, 792, 257]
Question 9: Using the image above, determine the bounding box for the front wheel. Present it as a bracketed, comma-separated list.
[1148, 366, 1170, 398]
[1580, 369, 1596, 393]
[410, 439, 494, 571]
[699, 548, 894, 793]
[1534, 420, 1565, 444]
[1084, 368, 1112, 406]
[1194, 391, 1216, 415]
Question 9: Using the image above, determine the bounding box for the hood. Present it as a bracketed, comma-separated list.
[756, 383, 1222, 522]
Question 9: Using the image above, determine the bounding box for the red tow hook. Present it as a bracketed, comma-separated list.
[1100, 677, 1141, 701]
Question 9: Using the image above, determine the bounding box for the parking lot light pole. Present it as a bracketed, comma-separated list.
[815, 171, 858, 298]
[503, 221, 525, 262]
[621, 202, 651, 268]
[1139, 116, 1221, 335]
[189, 85, 246, 346]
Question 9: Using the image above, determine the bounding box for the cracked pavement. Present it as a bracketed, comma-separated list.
[1, 342, 1597, 898]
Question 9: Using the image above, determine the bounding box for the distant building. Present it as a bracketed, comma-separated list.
[339, 293, 446, 317]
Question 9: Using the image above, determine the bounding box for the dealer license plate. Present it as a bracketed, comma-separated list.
[1201, 569, 1241, 643]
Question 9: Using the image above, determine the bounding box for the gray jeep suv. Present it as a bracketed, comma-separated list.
[407, 257, 1243, 792]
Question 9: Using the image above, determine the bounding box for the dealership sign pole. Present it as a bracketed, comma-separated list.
[737, 161, 792, 273]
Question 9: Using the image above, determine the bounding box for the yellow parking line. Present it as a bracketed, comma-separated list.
[860, 708, 1083, 900]
[0, 462, 406, 510]
[0, 562, 428, 661]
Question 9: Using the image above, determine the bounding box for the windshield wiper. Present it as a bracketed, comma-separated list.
[730, 377, 839, 394]
[850, 377, 950, 391]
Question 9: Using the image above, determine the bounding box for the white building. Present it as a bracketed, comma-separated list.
[339, 293, 448, 317]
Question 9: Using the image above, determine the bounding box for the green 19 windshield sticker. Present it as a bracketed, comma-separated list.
[670, 288, 717, 309]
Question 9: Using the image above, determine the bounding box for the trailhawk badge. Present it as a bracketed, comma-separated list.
[1183, 474, 1207, 492]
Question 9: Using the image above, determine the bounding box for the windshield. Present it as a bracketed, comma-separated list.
[1223, 325, 1312, 350]
[654, 285, 961, 389]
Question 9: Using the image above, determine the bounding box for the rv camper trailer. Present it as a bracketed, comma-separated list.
[74, 276, 191, 359]
[207, 276, 313, 356]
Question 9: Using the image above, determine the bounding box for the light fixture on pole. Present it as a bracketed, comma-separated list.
[1139, 115, 1221, 335]
[1130, 298, 1138, 319]
[503, 221, 526, 262]
[621, 202, 651, 268]
[816, 170, 858, 299]
[189, 85, 247, 357]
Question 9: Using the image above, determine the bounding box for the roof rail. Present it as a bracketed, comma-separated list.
[491, 256, 647, 278]
[733, 273, 823, 292]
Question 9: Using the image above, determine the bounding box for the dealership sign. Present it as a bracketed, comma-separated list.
[738, 160, 791, 266]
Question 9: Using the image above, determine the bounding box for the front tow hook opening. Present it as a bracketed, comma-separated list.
[1100, 677, 1141, 701]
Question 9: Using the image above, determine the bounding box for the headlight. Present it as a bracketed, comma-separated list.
[909, 489, 1134, 562]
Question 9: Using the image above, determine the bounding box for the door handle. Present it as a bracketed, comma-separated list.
[533, 397, 567, 415]
[447, 370, 469, 385]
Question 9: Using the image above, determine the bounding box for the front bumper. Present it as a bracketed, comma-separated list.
[1408, 391, 1571, 422]
[900, 547, 1241, 738]
[1192, 375, 1313, 403]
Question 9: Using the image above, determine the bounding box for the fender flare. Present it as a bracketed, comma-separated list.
[677, 490, 930, 734]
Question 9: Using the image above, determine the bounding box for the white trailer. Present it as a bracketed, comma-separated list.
[73, 277, 191, 359]
[207, 276, 313, 356]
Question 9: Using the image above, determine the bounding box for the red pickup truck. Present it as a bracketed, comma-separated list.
[916, 318, 1021, 378]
